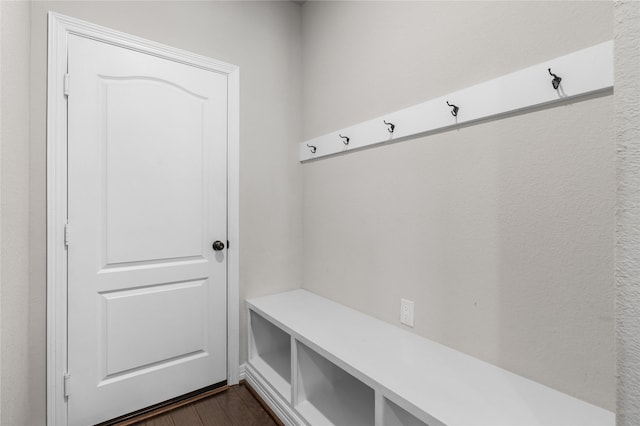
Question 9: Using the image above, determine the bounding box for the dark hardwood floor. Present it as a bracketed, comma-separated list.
[132, 384, 281, 426]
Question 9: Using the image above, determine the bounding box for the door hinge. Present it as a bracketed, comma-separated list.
[63, 73, 70, 96]
[63, 373, 71, 398]
[64, 222, 70, 247]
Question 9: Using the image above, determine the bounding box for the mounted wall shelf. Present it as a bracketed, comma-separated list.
[299, 40, 613, 162]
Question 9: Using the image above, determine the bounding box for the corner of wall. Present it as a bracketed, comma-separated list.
[614, 2, 640, 424]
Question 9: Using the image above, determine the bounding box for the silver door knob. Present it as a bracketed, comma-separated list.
[212, 240, 225, 251]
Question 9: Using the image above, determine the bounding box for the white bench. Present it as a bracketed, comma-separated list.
[245, 289, 614, 426]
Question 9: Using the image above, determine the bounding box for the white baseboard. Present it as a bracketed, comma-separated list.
[238, 363, 246, 382]
[244, 363, 304, 426]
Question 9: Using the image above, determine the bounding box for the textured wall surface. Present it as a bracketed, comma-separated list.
[2, 2, 303, 425]
[302, 1, 615, 410]
[615, 1, 640, 424]
[0, 0, 3, 422]
[1, 2, 32, 425]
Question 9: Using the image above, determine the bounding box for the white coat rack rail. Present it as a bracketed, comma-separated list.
[299, 40, 613, 162]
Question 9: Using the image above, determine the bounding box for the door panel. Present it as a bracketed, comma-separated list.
[102, 77, 206, 264]
[101, 279, 206, 376]
[67, 34, 228, 425]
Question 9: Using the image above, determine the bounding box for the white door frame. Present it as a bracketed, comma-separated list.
[46, 12, 240, 426]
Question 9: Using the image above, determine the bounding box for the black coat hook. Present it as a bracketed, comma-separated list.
[548, 68, 562, 90]
[384, 120, 395, 133]
[339, 134, 350, 145]
[446, 101, 459, 117]
[306, 144, 317, 154]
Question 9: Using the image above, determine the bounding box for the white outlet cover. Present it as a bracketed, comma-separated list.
[400, 298, 414, 327]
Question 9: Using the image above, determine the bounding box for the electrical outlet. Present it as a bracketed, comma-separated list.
[400, 298, 414, 327]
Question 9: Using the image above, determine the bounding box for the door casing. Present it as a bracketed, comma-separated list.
[46, 12, 240, 426]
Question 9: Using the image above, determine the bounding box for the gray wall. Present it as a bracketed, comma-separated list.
[1, 1, 32, 424]
[2, 2, 304, 424]
[301, 1, 615, 410]
[615, 2, 640, 424]
[0, 0, 2, 419]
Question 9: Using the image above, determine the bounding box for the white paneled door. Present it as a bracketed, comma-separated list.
[67, 34, 228, 425]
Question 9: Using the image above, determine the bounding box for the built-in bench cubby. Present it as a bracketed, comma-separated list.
[296, 342, 374, 426]
[246, 289, 614, 426]
[248, 310, 291, 401]
[381, 398, 429, 426]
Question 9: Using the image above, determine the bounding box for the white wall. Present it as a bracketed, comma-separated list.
[2, 2, 304, 424]
[614, 2, 640, 424]
[301, 1, 615, 410]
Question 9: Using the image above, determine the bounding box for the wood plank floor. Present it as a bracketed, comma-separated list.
[132, 384, 281, 426]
